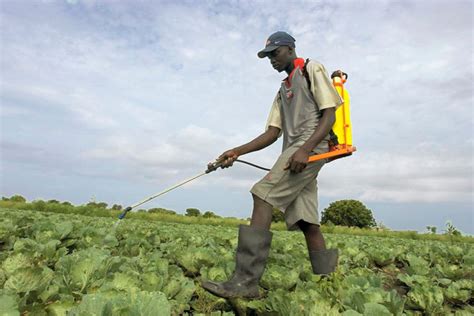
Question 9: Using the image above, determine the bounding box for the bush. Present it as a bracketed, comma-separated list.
[203, 211, 219, 218]
[185, 208, 201, 217]
[321, 200, 376, 228]
[111, 204, 123, 211]
[148, 207, 176, 215]
[9, 195, 27, 203]
[86, 202, 108, 209]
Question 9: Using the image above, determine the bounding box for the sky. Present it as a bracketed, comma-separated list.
[1, 0, 472, 234]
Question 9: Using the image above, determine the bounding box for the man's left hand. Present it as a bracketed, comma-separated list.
[284, 148, 310, 173]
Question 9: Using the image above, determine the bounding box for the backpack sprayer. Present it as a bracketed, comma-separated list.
[116, 71, 355, 224]
[302, 65, 356, 163]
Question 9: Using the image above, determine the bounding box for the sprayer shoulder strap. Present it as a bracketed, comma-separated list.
[302, 58, 312, 90]
[302, 59, 339, 146]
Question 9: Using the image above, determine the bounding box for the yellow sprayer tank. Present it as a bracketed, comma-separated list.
[307, 71, 356, 163]
[332, 76, 352, 146]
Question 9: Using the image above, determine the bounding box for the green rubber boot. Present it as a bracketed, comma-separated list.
[201, 225, 273, 299]
[309, 249, 339, 275]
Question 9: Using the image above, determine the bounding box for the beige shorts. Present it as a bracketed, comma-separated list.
[250, 143, 327, 231]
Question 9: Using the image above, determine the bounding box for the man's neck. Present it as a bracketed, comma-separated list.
[285, 56, 299, 75]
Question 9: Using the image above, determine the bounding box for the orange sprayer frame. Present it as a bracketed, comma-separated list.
[307, 73, 357, 163]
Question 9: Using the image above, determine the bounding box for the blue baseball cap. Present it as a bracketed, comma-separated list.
[257, 31, 296, 58]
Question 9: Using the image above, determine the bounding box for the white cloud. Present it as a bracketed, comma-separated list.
[318, 147, 473, 203]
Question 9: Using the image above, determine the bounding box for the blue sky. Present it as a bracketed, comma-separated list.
[1, 0, 472, 234]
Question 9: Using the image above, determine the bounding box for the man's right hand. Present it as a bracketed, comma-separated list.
[208, 127, 279, 171]
[217, 149, 239, 168]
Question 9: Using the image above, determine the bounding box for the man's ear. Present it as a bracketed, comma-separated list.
[287, 46, 296, 57]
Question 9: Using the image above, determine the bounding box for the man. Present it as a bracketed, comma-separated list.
[201, 31, 342, 299]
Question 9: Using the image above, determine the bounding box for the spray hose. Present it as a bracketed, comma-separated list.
[207, 159, 270, 173]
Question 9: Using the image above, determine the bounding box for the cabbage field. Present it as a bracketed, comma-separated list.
[1, 208, 473, 315]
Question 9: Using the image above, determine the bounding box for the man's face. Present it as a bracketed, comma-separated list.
[267, 46, 292, 73]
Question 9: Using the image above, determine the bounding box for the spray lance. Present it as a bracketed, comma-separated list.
[116, 158, 270, 223]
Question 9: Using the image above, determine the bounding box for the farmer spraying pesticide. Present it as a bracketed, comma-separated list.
[202, 31, 348, 299]
[117, 30, 353, 299]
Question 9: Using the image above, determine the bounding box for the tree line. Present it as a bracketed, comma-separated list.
[2, 195, 379, 228]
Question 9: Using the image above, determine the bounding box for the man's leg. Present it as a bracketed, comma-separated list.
[250, 194, 273, 230]
[297, 220, 326, 252]
[202, 144, 314, 298]
[297, 220, 338, 275]
[201, 193, 273, 299]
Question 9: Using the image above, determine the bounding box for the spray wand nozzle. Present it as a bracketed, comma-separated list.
[205, 160, 224, 173]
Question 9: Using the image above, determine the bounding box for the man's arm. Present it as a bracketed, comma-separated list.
[218, 126, 281, 167]
[285, 107, 336, 173]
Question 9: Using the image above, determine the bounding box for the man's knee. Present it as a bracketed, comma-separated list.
[252, 193, 271, 206]
[252, 193, 260, 201]
[251, 194, 273, 218]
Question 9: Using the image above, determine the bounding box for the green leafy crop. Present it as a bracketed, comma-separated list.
[0, 208, 472, 315]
